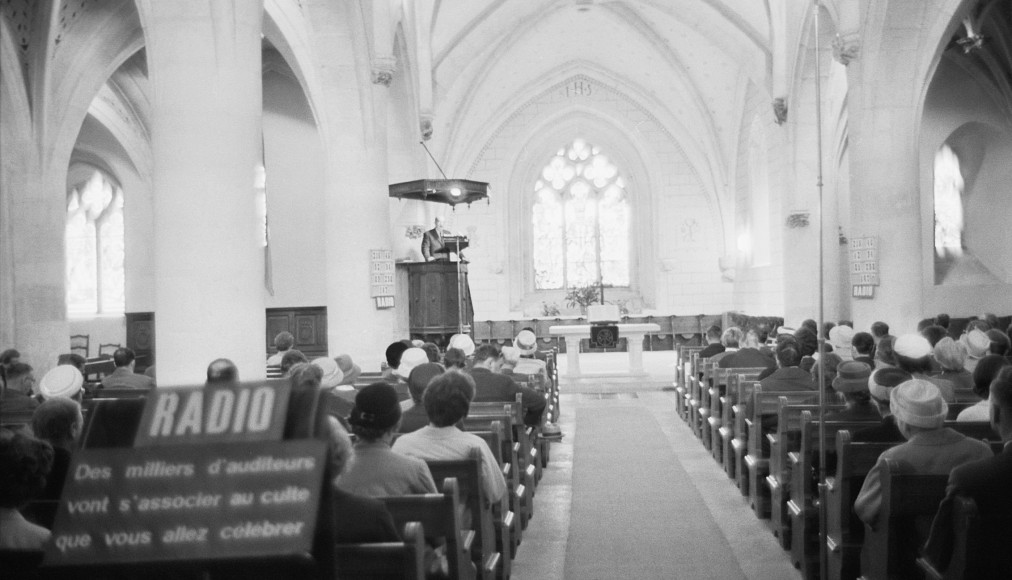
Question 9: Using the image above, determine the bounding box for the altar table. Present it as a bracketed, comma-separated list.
[548, 323, 660, 378]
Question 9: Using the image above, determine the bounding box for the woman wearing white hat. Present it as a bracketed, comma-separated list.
[854, 379, 992, 531]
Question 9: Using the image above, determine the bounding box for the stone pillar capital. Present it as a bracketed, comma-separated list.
[832, 33, 860, 66]
[371, 55, 397, 86]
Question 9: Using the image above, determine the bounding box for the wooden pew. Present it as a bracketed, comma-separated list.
[687, 353, 706, 439]
[823, 432, 895, 580]
[766, 403, 826, 548]
[719, 372, 760, 480]
[469, 399, 540, 496]
[825, 423, 1000, 580]
[709, 367, 768, 465]
[379, 479, 476, 580]
[674, 346, 702, 420]
[731, 379, 759, 495]
[917, 495, 1012, 580]
[470, 426, 516, 580]
[744, 387, 821, 518]
[427, 450, 502, 580]
[334, 521, 427, 580]
[859, 459, 949, 580]
[464, 416, 528, 535]
[788, 417, 881, 579]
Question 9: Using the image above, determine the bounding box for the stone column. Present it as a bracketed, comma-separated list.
[845, 8, 929, 331]
[306, 1, 397, 370]
[143, 1, 265, 384]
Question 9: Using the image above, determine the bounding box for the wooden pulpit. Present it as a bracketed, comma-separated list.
[405, 261, 474, 340]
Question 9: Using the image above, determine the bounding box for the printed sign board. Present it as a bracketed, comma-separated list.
[133, 382, 291, 447]
[849, 236, 880, 296]
[42, 440, 326, 568]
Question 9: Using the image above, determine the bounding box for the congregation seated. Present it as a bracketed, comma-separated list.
[718, 327, 774, 369]
[1, 362, 38, 414]
[280, 348, 308, 376]
[467, 344, 546, 428]
[874, 334, 898, 368]
[956, 354, 1010, 422]
[893, 334, 955, 402]
[698, 324, 725, 359]
[758, 338, 814, 393]
[852, 368, 911, 443]
[932, 337, 975, 399]
[393, 370, 507, 504]
[854, 380, 992, 530]
[444, 347, 468, 371]
[382, 341, 412, 383]
[400, 363, 444, 434]
[870, 321, 890, 347]
[987, 328, 1011, 358]
[337, 382, 437, 497]
[29, 396, 82, 507]
[265, 330, 294, 378]
[923, 366, 1012, 579]
[851, 331, 876, 369]
[100, 347, 155, 390]
[0, 430, 53, 550]
[708, 327, 741, 366]
[205, 357, 238, 385]
[828, 325, 855, 361]
[960, 329, 990, 373]
[506, 330, 552, 392]
[334, 354, 362, 385]
[825, 361, 879, 422]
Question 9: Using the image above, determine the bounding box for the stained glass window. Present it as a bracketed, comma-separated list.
[532, 139, 629, 290]
[66, 170, 125, 315]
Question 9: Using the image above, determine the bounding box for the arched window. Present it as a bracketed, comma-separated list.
[66, 170, 125, 315]
[532, 139, 630, 290]
[933, 144, 964, 258]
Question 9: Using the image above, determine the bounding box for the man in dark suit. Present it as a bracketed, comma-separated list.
[698, 325, 725, 359]
[100, 348, 155, 389]
[468, 343, 546, 427]
[924, 366, 1012, 578]
[420, 216, 448, 261]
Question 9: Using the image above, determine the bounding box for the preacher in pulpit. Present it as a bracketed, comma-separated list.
[420, 217, 449, 261]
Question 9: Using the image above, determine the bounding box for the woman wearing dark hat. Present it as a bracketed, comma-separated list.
[337, 383, 437, 497]
[825, 361, 879, 422]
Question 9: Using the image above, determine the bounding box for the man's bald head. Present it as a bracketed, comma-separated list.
[206, 358, 238, 384]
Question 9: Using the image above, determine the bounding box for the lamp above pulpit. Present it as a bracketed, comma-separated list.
[388, 179, 490, 207]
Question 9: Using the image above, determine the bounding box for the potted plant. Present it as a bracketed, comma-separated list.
[564, 284, 600, 316]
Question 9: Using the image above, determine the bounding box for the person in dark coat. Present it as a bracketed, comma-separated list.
[399, 363, 444, 434]
[924, 366, 1012, 579]
[698, 325, 725, 359]
[468, 343, 546, 427]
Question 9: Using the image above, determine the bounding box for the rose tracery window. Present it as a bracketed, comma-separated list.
[66, 170, 125, 315]
[532, 139, 630, 290]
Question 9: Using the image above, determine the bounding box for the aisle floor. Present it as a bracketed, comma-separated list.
[510, 352, 802, 580]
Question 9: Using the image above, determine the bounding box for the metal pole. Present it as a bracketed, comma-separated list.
[813, 3, 829, 580]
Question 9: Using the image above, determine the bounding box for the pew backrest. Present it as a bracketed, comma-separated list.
[863, 459, 949, 580]
[334, 521, 426, 580]
[380, 479, 474, 580]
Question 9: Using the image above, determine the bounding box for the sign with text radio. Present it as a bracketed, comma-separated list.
[849, 236, 880, 297]
[42, 440, 326, 568]
[134, 381, 291, 446]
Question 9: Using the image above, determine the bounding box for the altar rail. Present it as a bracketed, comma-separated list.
[472, 313, 781, 353]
